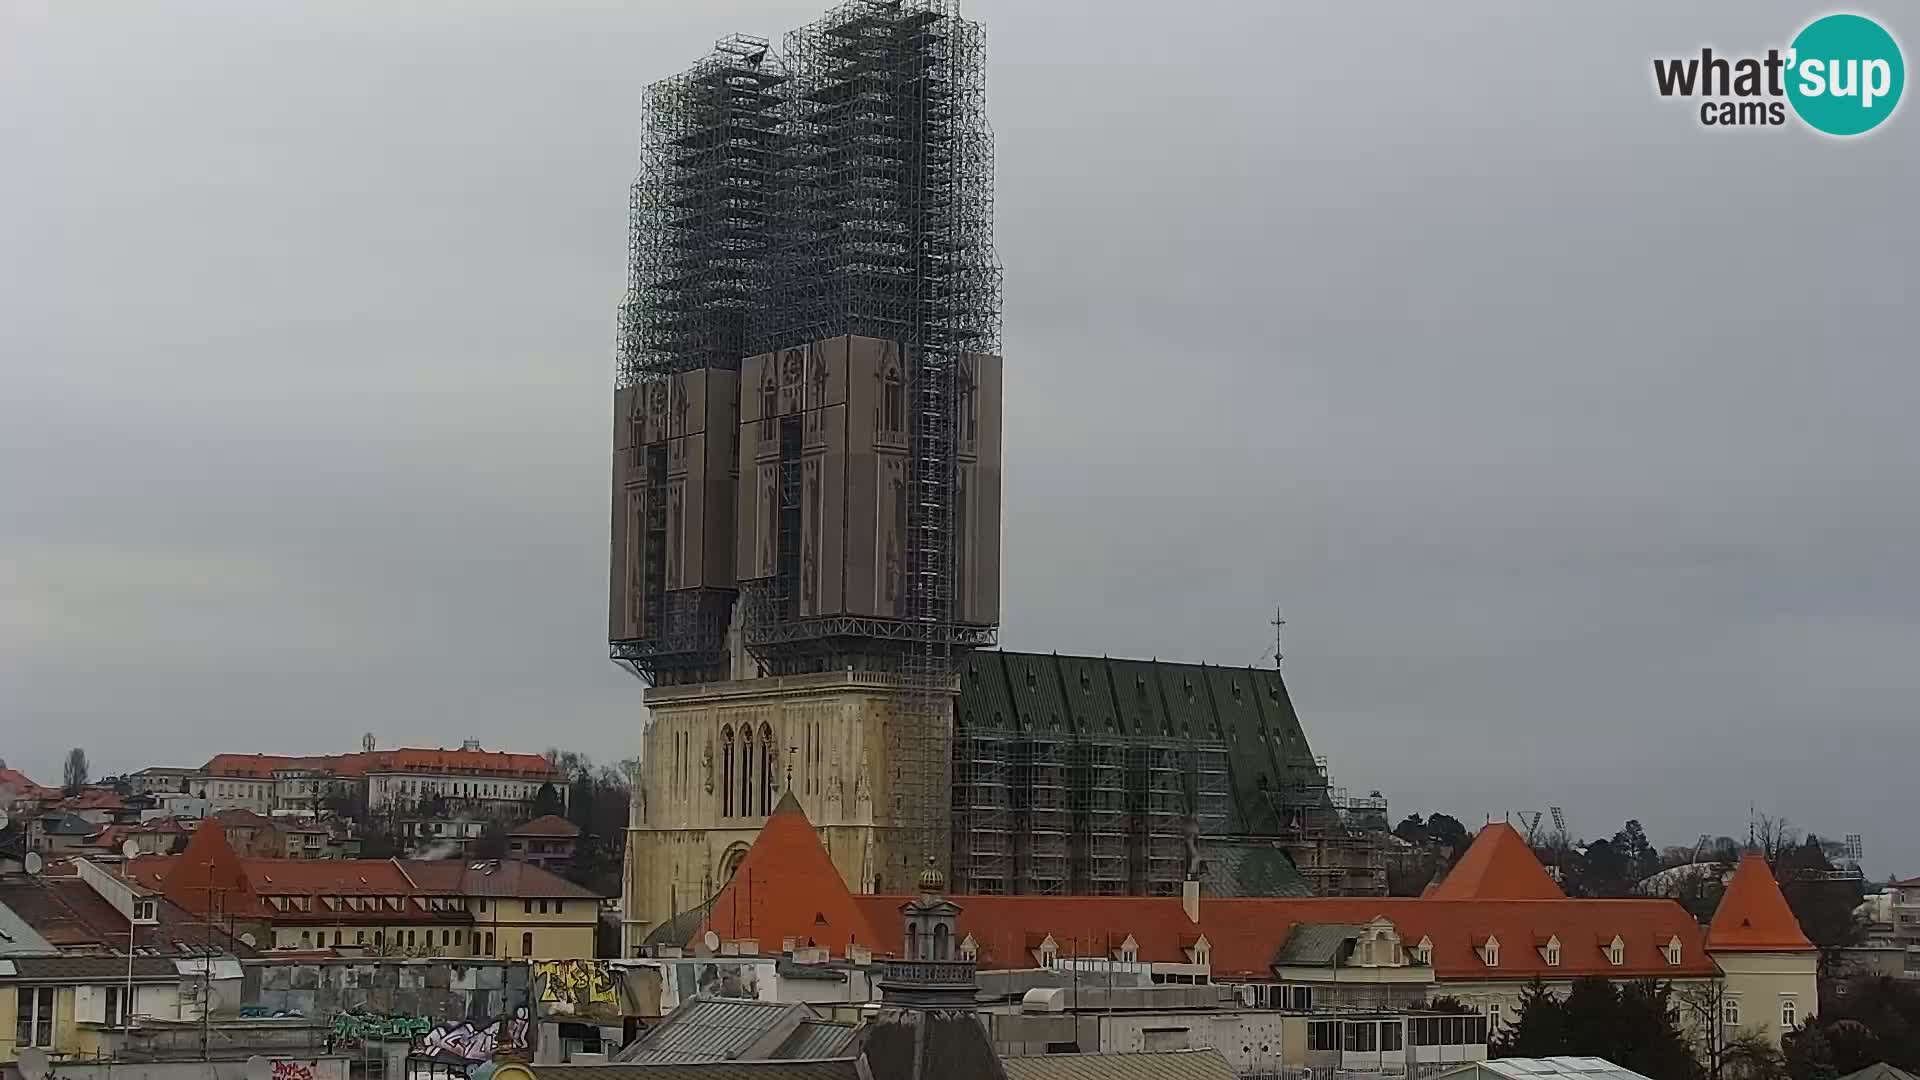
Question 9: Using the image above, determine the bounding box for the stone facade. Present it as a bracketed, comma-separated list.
[623, 669, 954, 949]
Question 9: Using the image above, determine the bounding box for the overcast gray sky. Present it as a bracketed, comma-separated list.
[4, 2, 1916, 872]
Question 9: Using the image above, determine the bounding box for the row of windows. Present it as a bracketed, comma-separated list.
[290, 927, 541, 957]
[718, 723, 781, 819]
[1722, 997, 1799, 1029]
[385, 778, 536, 801]
[1479, 938, 1683, 968]
[1308, 1021, 1406, 1054]
[1409, 1015, 1492, 1047]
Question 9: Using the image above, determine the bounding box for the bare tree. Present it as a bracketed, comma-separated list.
[62, 747, 90, 794]
[1753, 813, 1800, 861]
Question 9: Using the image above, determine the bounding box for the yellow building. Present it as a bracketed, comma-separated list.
[0, 957, 205, 1065]
[122, 817, 605, 960]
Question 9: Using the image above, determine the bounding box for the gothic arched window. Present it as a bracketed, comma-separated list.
[759, 723, 777, 814]
[740, 726, 755, 818]
[720, 725, 735, 817]
[883, 367, 903, 433]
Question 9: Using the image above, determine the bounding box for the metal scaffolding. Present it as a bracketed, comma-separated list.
[948, 729, 1234, 897]
[613, 34, 786, 684]
[763, 0, 999, 880]
[620, 34, 784, 388]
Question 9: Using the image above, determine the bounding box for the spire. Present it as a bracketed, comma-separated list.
[1429, 822, 1565, 900]
[1708, 853, 1814, 952]
[162, 816, 251, 917]
[694, 790, 880, 956]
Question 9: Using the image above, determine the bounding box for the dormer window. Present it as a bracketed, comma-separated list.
[1665, 937, 1683, 966]
[1607, 936, 1626, 966]
[132, 900, 157, 924]
[959, 935, 978, 962]
[1039, 943, 1058, 968]
[1543, 937, 1561, 967]
[1414, 937, 1432, 965]
[1481, 938, 1500, 968]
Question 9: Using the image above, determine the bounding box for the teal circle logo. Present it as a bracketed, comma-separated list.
[1787, 14, 1905, 135]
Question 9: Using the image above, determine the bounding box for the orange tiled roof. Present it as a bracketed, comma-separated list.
[696, 791, 883, 954]
[508, 814, 581, 838]
[688, 795, 1714, 984]
[201, 748, 556, 780]
[126, 832, 602, 924]
[1427, 823, 1566, 900]
[0, 768, 58, 797]
[1706, 853, 1814, 953]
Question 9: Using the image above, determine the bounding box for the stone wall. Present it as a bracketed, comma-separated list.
[241, 960, 529, 1024]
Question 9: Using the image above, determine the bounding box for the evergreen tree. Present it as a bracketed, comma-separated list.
[1494, 978, 1569, 1058]
[531, 781, 565, 819]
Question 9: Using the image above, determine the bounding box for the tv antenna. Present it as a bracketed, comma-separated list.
[24, 851, 44, 875]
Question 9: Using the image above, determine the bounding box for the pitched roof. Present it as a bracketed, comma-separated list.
[1003, 1050, 1237, 1080]
[695, 792, 882, 954]
[34, 812, 102, 837]
[63, 790, 125, 811]
[1707, 853, 1813, 953]
[126, 847, 602, 912]
[1428, 823, 1566, 900]
[676, 796, 1711, 984]
[159, 817, 253, 916]
[214, 809, 278, 830]
[510, 815, 581, 839]
[619, 998, 813, 1065]
[201, 749, 555, 780]
[0, 768, 57, 798]
[1273, 923, 1368, 965]
[409, 859, 603, 900]
[0, 876, 251, 955]
[1440, 1059, 1654, 1080]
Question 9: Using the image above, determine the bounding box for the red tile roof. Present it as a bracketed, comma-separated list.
[63, 790, 126, 811]
[696, 792, 883, 954]
[214, 809, 278, 830]
[158, 817, 254, 917]
[0, 876, 252, 955]
[688, 796, 1716, 985]
[1706, 853, 1814, 953]
[123, 824, 601, 924]
[201, 749, 555, 780]
[1428, 823, 1566, 901]
[0, 767, 58, 799]
[508, 814, 581, 838]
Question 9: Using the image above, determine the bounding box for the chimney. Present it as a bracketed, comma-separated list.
[1182, 878, 1200, 924]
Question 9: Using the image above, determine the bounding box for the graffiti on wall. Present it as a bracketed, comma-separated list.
[417, 1009, 530, 1063]
[332, 1014, 432, 1043]
[271, 1061, 316, 1080]
[328, 1010, 530, 1062]
[533, 959, 618, 1018]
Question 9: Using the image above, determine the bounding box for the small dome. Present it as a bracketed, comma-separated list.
[917, 857, 946, 894]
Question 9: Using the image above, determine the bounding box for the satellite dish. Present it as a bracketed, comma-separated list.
[240, 932, 258, 948]
[18, 1048, 49, 1080]
[702, 930, 721, 952]
[0, 810, 10, 831]
[122, 838, 142, 860]
[24, 852, 44, 875]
